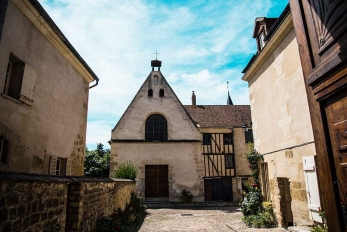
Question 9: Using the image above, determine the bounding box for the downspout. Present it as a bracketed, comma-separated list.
[89, 79, 99, 89]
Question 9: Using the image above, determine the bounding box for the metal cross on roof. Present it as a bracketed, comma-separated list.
[153, 50, 160, 60]
[227, 81, 229, 90]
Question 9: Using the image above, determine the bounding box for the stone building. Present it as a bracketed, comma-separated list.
[0, 0, 98, 176]
[110, 59, 252, 202]
[242, 5, 320, 227]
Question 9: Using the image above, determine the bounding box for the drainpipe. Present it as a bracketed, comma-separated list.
[89, 79, 99, 89]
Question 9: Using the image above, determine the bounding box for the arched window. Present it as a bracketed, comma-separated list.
[159, 89, 164, 97]
[148, 89, 153, 97]
[145, 114, 167, 141]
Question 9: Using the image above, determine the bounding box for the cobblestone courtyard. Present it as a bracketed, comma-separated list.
[137, 206, 287, 232]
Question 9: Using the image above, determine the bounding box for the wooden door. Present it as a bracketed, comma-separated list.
[325, 90, 347, 227]
[145, 165, 168, 198]
[290, 0, 347, 230]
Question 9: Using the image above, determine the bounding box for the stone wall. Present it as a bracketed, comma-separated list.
[0, 172, 135, 232]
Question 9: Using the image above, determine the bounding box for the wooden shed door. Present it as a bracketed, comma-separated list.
[325, 90, 347, 227]
[145, 165, 168, 198]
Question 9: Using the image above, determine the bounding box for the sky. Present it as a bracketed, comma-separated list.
[38, 0, 289, 150]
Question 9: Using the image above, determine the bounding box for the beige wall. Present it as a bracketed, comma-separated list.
[246, 27, 316, 225]
[111, 142, 204, 202]
[0, 1, 89, 175]
[112, 71, 200, 141]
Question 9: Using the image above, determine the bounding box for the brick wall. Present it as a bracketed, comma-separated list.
[0, 172, 135, 232]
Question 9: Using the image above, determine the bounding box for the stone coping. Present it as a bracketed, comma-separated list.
[0, 171, 134, 183]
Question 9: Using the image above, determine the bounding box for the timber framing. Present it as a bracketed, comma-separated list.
[12, 0, 98, 84]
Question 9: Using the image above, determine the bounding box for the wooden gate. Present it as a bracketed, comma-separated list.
[145, 165, 169, 198]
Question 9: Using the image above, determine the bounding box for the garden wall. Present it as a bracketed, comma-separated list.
[0, 172, 135, 231]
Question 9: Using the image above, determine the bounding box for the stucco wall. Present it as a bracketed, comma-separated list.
[246, 28, 316, 226]
[112, 71, 200, 140]
[0, 1, 89, 175]
[110, 142, 204, 202]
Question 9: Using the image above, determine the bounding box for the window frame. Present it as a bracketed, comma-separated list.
[202, 133, 211, 145]
[225, 154, 234, 169]
[159, 89, 164, 97]
[145, 114, 168, 141]
[223, 133, 232, 145]
[0, 136, 9, 164]
[245, 129, 254, 143]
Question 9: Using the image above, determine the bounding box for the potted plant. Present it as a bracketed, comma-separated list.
[181, 189, 193, 203]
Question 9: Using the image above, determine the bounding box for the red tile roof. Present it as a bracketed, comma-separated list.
[184, 105, 251, 128]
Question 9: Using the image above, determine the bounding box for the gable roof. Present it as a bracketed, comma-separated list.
[184, 105, 251, 128]
[112, 69, 198, 133]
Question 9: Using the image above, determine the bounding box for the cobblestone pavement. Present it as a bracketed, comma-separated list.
[137, 206, 287, 232]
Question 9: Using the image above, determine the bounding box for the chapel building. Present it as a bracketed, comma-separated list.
[110, 60, 252, 202]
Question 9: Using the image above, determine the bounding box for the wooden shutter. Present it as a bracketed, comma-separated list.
[303, 156, 322, 223]
[66, 158, 72, 176]
[49, 156, 57, 175]
[19, 63, 37, 105]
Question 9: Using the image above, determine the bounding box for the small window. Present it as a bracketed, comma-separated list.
[3, 54, 24, 100]
[50, 157, 70, 176]
[203, 133, 211, 145]
[159, 89, 164, 97]
[259, 32, 265, 50]
[225, 155, 234, 169]
[0, 136, 9, 164]
[148, 89, 153, 97]
[245, 129, 254, 143]
[224, 133, 232, 145]
[154, 75, 158, 85]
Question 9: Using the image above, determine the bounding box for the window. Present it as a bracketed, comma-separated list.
[3, 54, 24, 100]
[259, 32, 265, 50]
[0, 136, 9, 164]
[225, 155, 234, 169]
[245, 129, 254, 143]
[153, 75, 158, 85]
[145, 114, 167, 141]
[2, 53, 37, 105]
[49, 157, 71, 176]
[203, 133, 211, 145]
[159, 89, 164, 97]
[224, 133, 232, 145]
[148, 89, 153, 97]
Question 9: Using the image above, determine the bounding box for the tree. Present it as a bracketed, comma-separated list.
[84, 143, 110, 177]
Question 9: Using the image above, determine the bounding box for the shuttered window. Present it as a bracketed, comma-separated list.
[2, 53, 37, 105]
[49, 156, 72, 176]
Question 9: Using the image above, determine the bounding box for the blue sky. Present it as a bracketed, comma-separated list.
[39, 0, 289, 149]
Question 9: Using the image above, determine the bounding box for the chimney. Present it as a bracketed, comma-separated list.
[192, 91, 196, 106]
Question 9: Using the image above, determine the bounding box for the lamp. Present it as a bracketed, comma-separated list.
[241, 115, 252, 133]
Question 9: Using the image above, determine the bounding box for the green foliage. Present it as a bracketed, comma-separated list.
[181, 189, 193, 202]
[310, 224, 328, 232]
[84, 143, 110, 177]
[95, 191, 147, 232]
[241, 146, 276, 228]
[113, 161, 138, 180]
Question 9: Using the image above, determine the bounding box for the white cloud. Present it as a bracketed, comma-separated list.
[38, 0, 287, 149]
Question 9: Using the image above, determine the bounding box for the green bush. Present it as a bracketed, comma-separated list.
[113, 161, 138, 180]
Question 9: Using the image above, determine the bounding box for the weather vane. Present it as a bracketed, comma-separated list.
[153, 50, 160, 60]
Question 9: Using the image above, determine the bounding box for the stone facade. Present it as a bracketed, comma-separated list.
[242, 10, 317, 227]
[0, 0, 97, 176]
[0, 172, 135, 231]
[111, 62, 252, 202]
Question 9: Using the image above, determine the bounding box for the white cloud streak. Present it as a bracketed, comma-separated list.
[38, 0, 288, 149]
